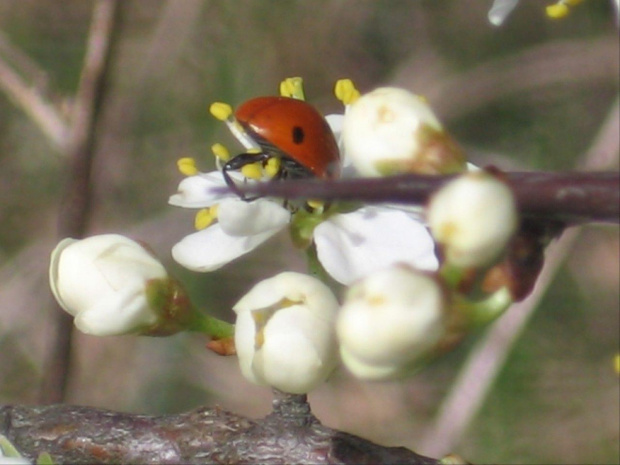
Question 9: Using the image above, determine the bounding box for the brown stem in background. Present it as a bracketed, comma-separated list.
[0, 32, 68, 149]
[40, 0, 120, 404]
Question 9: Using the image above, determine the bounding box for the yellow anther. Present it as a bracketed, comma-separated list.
[335, 78, 360, 105]
[241, 162, 263, 180]
[195, 207, 217, 230]
[279, 77, 305, 100]
[210, 102, 233, 121]
[211, 143, 230, 162]
[546, 2, 570, 18]
[614, 353, 620, 375]
[177, 157, 199, 176]
[306, 199, 325, 211]
[417, 94, 428, 104]
[264, 157, 281, 178]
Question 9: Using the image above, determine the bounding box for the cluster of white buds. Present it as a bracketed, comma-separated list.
[47, 82, 522, 396]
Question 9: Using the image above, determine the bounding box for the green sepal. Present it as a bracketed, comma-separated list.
[144, 277, 233, 339]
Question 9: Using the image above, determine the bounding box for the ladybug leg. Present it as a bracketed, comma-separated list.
[222, 152, 271, 200]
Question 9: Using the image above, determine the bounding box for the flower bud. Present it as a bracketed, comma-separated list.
[49, 234, 192, 336]
[342, 87, 466, 177]
[233, 272, 339, 394]
[427, 172, 518, 268]
[337, 265, 449, 380]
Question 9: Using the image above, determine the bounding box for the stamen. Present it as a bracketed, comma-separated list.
[211, 143, 230, 162]
[279, 77, 305, 100]
[546, 2, 569, 18]
[264, 157, 281, 178]
[241, 162, 263, 180]
[177, 157, 199, 176]
[335, 79, 360, 105]
[210, 102, 233, 121]
[195, 206, 218, 230]
[307, 199, 325, 211]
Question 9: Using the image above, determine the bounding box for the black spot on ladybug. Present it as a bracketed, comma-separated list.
[292, 126, 305, 144]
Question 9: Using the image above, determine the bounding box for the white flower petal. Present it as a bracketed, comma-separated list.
[171, 224, 278, 272]
[73, 292, 157, 336]
[232, 272, 339, 393]
[168, 172, 225, 208]
[252, 304, 334, 394]
[314, 206, 438, 285]
[230, 304, 262, 385]
[169, 171, 246, 208]
[218, 198, 290, 236]
[325, 113, 344, 140]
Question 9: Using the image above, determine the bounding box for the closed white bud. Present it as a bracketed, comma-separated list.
[49, 234, 186, 336]
[337, 265, 448, 380]
[342, 87, 466, 177]
[427, 172, 518, 268]
[233, 272, 339, 394]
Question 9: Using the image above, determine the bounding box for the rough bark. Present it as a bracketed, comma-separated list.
[1, 394, 442, 464]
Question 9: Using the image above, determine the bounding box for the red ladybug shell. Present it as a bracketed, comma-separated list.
[234, 96, 341, 179]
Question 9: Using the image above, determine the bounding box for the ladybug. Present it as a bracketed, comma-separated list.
[222, 96, 341, 196]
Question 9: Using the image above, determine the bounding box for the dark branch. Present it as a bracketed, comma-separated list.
[0, 402, 440, 465]
[233, 171, 619, 224]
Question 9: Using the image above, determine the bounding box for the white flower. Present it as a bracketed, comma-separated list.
[233, 272, 339, 393]
[337, 265, 448, 380]
[427, 172, 518, 268]
[169, 91, 439, 283]
[49, 234, 170, 336]
[342, 87, 465, 177]
[170, 174, 438, 284]
[169, 167, 292, 272]
[314, 206, 438, 285]
[488, 0, 520, 26]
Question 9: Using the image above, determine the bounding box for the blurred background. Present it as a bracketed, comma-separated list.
[0, 1, 618, 463]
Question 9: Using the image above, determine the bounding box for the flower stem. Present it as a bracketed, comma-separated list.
[304, 244, 330, 283]
[189, 312, 234, 340]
